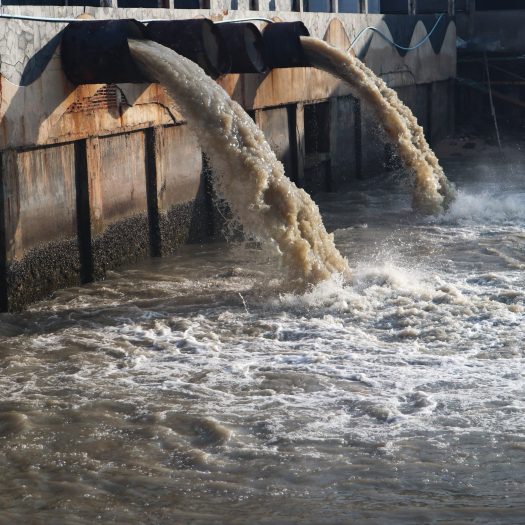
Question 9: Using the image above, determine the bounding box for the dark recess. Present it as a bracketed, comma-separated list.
[74, 140, 94, 284]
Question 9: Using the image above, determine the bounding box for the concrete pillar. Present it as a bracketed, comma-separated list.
[0, 144, 80, 311]
[303, 101, 331, 194]
[74, 140, 94, 284]
[329, 96, 358, 188]
[295, 103, 306, 188]
[360, 106, 386, 178]
[85, 132, 150, 280]
[149, 125, 210, 255]
[359, 0, 368, 13]
[448, 78, 456, 137]
[429, 81, 452, 145]
[408, 0, 416, 15]
[448, 0, 455, 16]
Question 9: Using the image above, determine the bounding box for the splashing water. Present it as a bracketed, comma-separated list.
[300, 36, 456, 214]
[128, 39, 350, 285]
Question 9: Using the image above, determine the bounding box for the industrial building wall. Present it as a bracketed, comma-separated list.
[0, 7, 456, 310]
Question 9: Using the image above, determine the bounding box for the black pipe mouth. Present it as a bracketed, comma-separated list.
[262, 21, 311, 69]
[145, 19, 231, 78]
[61, 19, 149, 85]
[215, 22, 268, 74]
[60, 19, 313, 87]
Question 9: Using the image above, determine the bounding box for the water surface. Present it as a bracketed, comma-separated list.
[1, 152, 524, 524]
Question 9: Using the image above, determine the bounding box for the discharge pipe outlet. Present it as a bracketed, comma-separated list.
[145, 19, 230, 78]
[61, 19, 149, 84]
[262, 21, 311, 69]
[215, 22, 267, 74]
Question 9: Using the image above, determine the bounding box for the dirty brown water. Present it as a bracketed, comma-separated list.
[1, 149, 524, 523]
[1, 41, 524, 523]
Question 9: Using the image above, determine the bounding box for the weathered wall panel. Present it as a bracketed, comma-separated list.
[330, 95, 358, 187]
[86, 131, 150, 278]
[0, 143, 80, 310]
[154, 124, 210, 254]
[256, 106, 294, 177]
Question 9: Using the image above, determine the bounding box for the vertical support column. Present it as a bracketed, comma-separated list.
[74, 140, 94, 284]
[331, 0, 338, 13]
[202, 154, 218, 239]
[426, 83, 434, 146]
[448, 78, 456, 137]
[359, 0, 368, 13]
[467, 0, 475, 37]
[329, 98, 338, 190]
[0, 151, 7, 312]
[448, 0, 455, 16]
[354, 98, 363, 179]
[408, 0, 416, 15]
[85, 137, 104, 280]
[85, 138, 104, 237]
[295, 103, 306, 188]
[145, 128, 162, 258]
[329, 96, 359, 188]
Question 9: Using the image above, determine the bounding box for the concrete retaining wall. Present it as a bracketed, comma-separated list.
[0, 6, 456, 310]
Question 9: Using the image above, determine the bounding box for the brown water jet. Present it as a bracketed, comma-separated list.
[300, 36, 456, 214]
[129, 39, 350, 286]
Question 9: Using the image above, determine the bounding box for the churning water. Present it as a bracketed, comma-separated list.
[1, 150, 524, 523]
[1, 39, 523, 524]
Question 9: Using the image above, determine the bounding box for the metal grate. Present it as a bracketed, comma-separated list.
[66, 84, 119, 113]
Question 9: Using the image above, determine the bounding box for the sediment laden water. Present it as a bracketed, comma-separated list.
[300, 36, 456, 214]
[129, 39, 350, 285]
[0, 152, 524, 523]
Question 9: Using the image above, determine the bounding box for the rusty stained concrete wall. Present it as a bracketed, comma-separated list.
[151, 124, 211, 256]
[0, 123, 211, 310]
[0, 143, 80, 310]
[0, 8, 457, 310]
[0, 10, 457, 151]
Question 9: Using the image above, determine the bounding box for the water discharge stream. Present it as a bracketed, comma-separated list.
[129, 39, 350, 286]
[300, 36, 456, 213]
[129, 37, 456, 285]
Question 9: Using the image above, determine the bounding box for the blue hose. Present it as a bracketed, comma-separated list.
[349, 13, 445, 51]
